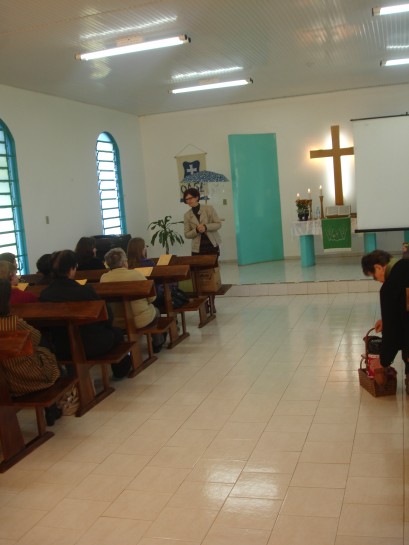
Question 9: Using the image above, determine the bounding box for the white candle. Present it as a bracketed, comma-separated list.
[307, 188, 311, 196]
[296, 193, 300, 198]
[319, 185, 322, 196]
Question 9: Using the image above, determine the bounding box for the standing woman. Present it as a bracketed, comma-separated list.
[183, 188, 221, 256]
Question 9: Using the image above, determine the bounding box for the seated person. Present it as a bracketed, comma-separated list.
[101, 247, 165, 353]
[0, 260, 38, 304]
[39, 250, 130, 379]
[75, 237, 105, 271]
[0, 279, 61, 418]
[35, 253, 54, 285]
[127, 237, 155, 268]
[0, 252, 17, 266]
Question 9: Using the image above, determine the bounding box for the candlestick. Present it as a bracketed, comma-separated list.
[319, 195, 324, 219]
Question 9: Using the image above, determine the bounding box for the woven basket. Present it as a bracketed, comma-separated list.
[358, 357, 397, 397]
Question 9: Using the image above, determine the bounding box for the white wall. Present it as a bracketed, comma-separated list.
[0, 84, 146, 272]
[140, 84, 409, 260]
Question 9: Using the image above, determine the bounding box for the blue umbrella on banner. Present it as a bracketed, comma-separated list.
[182, 170, 229, 184]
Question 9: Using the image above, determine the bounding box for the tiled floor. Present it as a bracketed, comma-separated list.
[1, 290, 407, 544]
[220, 256, 370, 285]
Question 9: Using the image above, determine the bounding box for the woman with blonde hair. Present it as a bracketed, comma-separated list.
[0, 260, 38, 304]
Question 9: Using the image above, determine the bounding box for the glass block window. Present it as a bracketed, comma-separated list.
[96, 132, 127, 235]
[0, 120, 28, 273]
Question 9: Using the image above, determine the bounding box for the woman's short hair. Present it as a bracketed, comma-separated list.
[75, 237, 96, 259]
[361, 250, 392, 275]
[0, 279, 11, 316]
[127, 237, 146, 268]
[183, 187, 200, 203]
[51, 250, 78, 278]
[104, 247, 127, 270]
[36, 253, 53, 276]
[0, 252, 16, 265]
[0, 260, 15, 281]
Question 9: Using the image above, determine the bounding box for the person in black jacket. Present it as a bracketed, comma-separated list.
[361, 249, 409, 391]
[40, 249, 130, 379]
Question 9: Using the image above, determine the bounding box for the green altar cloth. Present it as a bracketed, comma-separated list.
[321, 218, 351, 251]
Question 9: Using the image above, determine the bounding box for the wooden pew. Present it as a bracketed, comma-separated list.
[0, 331, 77, 472]
[92, 281, 174, 372]
[10, 301, 134, 416]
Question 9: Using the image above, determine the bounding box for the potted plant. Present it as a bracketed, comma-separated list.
[296, 199, 311, 221]
[148, 215, 184, 253]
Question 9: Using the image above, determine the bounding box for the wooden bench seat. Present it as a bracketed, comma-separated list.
[174, 296, 215, 332]
[0, 368, 78, 473]
[135, 317, 174, 364]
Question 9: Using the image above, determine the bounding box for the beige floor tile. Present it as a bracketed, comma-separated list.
[168, 481, 232, 510]
[138, 540, 200, 545]
[15, 526, 83, 545]
[299, 441, 353, 463]
[267, 514, 338, 545]
[166, 428, 217, 449]
[67, 473, 132, 501]
[245, 451, 300, 474]
[144, 507, 218, 541]
[103, 489, 172, 520]
[217, 421, 265, 441]
[75, 517, 151, 545]
[61, 438, 120, 464]
[344, 476, 403, 505]
[255, 431, 307, 453]
[357, 415, 404, 434]
[37, 498, 109, 530]
[0, 507, 47, 540]
[202, 524, 271, 545]
[313, 406, 359, 425]
[349, 452, 403, 478]
[91, 453, 150, 477]
[230, 472, 291, 500]
[186, 459, 245, 484]
[127, 466, 190, 492]
[148, 445, 205, 468]
[203, 438, 257, 460]
[338, 504, 403, 538]
[7, 482, 73, 510]
[280, 486, 344, 517]
[335, 536, 403, 545]
[39, 461, 98, 485]
[215, 497, 281, 530]
[353, 433, 403, 454]
[290, 462, 349, 488]
[307, 422, 357, 443]
[265, 414, 313, 433]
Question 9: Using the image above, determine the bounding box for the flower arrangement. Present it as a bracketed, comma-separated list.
[296, 199, 311, 213]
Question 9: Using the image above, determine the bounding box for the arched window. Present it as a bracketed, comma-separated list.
[0, 120, 28, 273]
[96, 132, 127, 235]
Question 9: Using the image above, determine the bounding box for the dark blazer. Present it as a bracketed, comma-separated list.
[379, 258, 409, 367]
[77, 256, 105, 271]
[39, 278, 121, 359]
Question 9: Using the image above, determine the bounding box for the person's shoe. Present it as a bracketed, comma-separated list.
[44, 405, 62, 426]
[152, 344, 163, 354]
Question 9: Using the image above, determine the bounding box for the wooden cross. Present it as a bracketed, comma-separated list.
[309, 125, 354, 206]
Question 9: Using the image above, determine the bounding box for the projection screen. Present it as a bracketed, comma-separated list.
[352, 114, 409, 231]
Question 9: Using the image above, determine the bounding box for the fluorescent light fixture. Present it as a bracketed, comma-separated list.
[381, 57, 409, 65]
[172, 67, 243, 81]
[387, 44, 409, 49]
[170, 78, 253, 94]
[76, 34, 190, 61]
[373, 3, 409, 15]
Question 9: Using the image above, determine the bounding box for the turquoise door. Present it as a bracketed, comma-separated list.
[228, 133, 284, 265]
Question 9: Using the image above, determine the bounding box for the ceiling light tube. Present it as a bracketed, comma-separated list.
[381, 58, 409, 66]
[76, 34, 190, 61]
[373, 3, 409, 15]
[170, 78, 253, 94]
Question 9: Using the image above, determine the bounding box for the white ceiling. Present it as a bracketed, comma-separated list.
[1, 0, 409, 116]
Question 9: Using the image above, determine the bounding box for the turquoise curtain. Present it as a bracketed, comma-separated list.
[228, 133, 283, 265]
